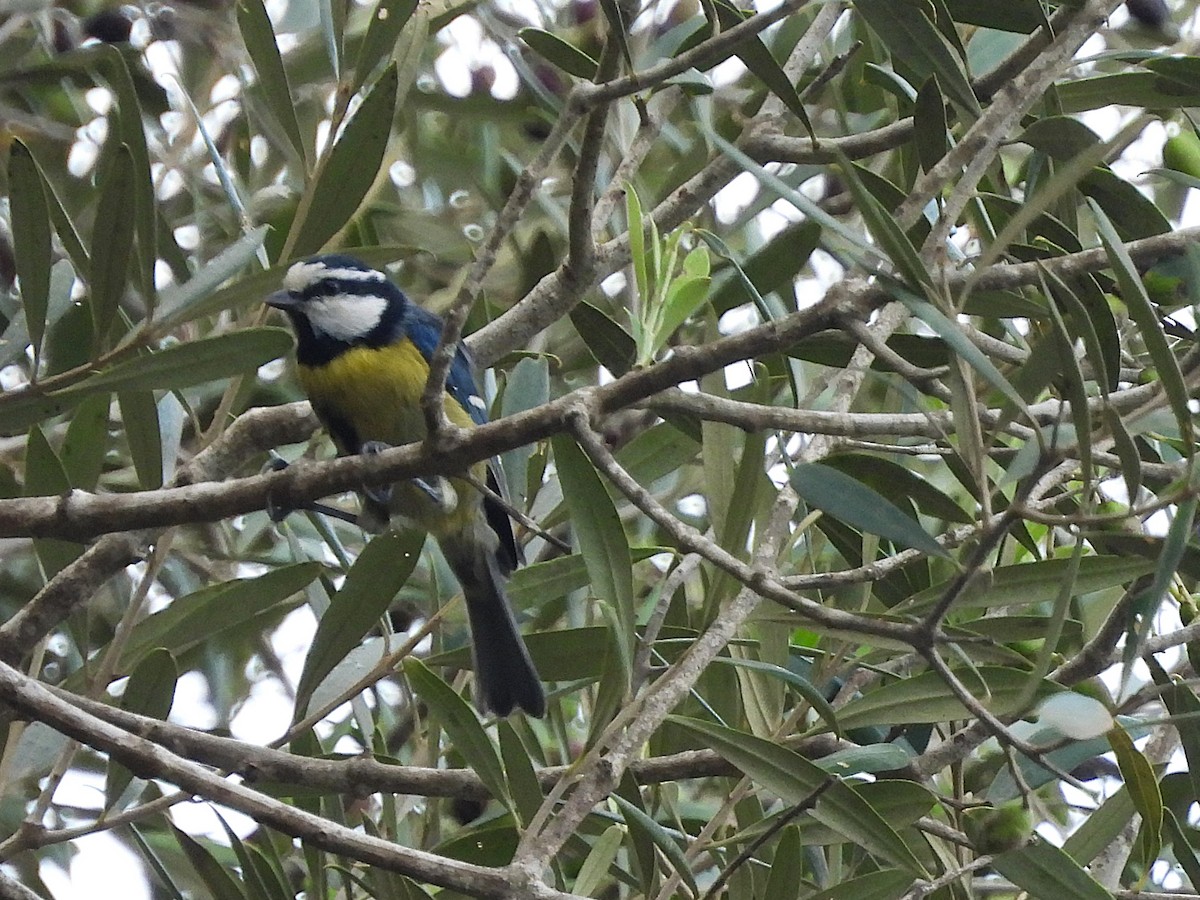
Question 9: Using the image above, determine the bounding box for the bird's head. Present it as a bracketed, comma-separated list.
[266, 255, 406, 353]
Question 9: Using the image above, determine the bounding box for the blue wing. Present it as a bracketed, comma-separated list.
[403, 304, 489, 426]
[403, 303, 519, 571]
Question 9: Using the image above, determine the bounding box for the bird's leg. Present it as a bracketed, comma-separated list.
[358, 441, 394, 508]
[262, 454, 360, 525]
[359, 440, 456, 515]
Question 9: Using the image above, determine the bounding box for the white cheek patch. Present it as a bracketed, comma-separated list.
[305, 293, 389, 342]
[283, 260, 387, 292]
[468, 395, 487, 411]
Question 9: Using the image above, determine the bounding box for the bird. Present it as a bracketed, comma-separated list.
[265, 254, 545, 718]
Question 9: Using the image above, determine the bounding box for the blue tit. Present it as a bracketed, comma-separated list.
[266, 254, 545, 718]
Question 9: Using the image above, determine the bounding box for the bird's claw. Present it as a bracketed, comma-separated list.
[358, 440, 455, 515]
[359, 441, 394, 507]
[264, 454, 360, 525]
[262, 454, 293, 523]
[412, 475, 457, 514]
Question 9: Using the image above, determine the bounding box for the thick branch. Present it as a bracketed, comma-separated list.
[0, 658, 571, 899]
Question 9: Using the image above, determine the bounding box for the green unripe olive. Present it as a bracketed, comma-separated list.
[1163, 128, 1200, 179]
[963, 803, 1034, 854]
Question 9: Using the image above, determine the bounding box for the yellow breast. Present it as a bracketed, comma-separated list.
[297, 339, 485, 536]
[299, 340, 432, 448]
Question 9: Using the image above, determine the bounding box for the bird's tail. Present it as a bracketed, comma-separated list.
[441, 537, 545, 718]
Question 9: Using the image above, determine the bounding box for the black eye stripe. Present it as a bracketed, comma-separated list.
[303, 278, 392, 300]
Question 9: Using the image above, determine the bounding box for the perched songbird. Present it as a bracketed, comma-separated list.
[266, 255, 545, 717]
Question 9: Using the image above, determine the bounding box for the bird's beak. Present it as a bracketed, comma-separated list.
[265, 289, 299, 311]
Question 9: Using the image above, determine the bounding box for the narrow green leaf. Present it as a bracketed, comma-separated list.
[155, 228, 269, 330]
[1041, 274, 1093, 488]
[669, 715, 927, 874]
[1147, 659, 1200, 805]
[29, 150, 88, 275]
[943, 0, 1044, 32]
[569, 300, 636, 376]
[316, 0, 342, 80]
[290, 64, 398, 257]
[23, 426, 69, 498]
[1061, 785, 1135, 865]
[0, 259, 76, 370]
[294, 529, 424, 717]
[626, 185, 649, 304]
[100, 47, 156, 307]
[402, 658, 509, 806]
[237, 0, 306, 166]
[1018, 115, 1101, 160]
[1105, 407, 1143, 505]
[25, 425, 81, 577]
[498, 721, 542, 828]
[88, 143, 136, 349]
[1135, 498, 1197, 631]
[587, 600, 632, 746]
[213, 810, 281, 900]
[76, 328, 295, 395]
[0, 329, 289, 433]
[853, 0, 980, 115]
[1084, 166, 1172, 240]
[127, 824, 187, 900]
[354, 0, 419, 92]
[520, 28, 598, 79]
[900, 555, 1155, 612]
[890, 283, 1028, 412]
[507, 554, 601, 611]
[1092, 200, 1193, 455]
[838, 668, 1058, 730]
[713, 0, 813, 139]
[1164, 808, 1200, 889]
[1109, 723, 1162, 867]
[246, 846, 292, 900]
[107, 648, 177, 807]
[836, 155, 933, 295]
[824, 454, 970, 524]
[116, 564, 320, 671]
[814, 744, 914, 777]
[791, 462, 948, 558]
[657, 272, 712, 345]
[8, 140, 52, 364]
[709, 426, 767, 604]
[992, 837, 1112, 900]
[612, 793, 699, 896]
[913, 76, 949, 172]
[119, 392, 163, 490]
[170, 823, 248, 900]
[804, 869, 913, 900]
[1151, 166, 1200, 191]
[594, 0, 635, 77]
[616, 773, 657, 896]
[616, 422, 701, 484]
[551, 434, 635, 681]
[712, 657, 839, 735]
[705, 220, 821, 314]
[506, 549, 662, 614]
[499, 356, 548, 510]
[574, 824, 624, 898]
[59, 393, 110, 491]
[1051, 269, 1119, 392]
[762, 824, 803, 900]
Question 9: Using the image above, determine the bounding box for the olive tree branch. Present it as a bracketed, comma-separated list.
[0, 657, 576, 899]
